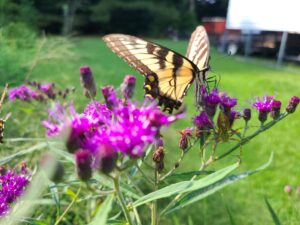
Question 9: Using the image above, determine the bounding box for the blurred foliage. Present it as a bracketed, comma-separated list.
[0, 22, 37, 85]
[0, 0, 38, 27]
[1, 0, 229, 36]
[0, 22, 75, 85]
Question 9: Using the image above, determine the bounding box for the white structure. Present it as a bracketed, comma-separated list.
[226, 0, 300, 65]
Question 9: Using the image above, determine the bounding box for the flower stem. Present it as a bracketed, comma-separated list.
[151, 170, 159, 225]
[113, 175, 134, 225]
[54, 184, 82, 225]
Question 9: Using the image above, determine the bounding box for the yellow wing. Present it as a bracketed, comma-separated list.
[103, 34, 198, 112]
[186, 26, 210, 72]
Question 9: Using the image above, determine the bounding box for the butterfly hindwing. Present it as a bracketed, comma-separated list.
[103, 34, 198, 112]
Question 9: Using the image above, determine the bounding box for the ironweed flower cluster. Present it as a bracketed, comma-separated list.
[8, 81, 74, 102]
[0, 164, 30, 216]
[43, 73, 182, 179]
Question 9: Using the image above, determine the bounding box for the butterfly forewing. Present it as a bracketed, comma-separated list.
[103, 34, 198, 112]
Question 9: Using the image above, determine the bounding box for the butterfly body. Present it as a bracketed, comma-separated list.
[103, 26, 210, 113]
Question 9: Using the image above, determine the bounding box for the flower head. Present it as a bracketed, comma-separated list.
[243, 108, 251, 122]
[8, 84, 39, 101]
[204, 88, 220, 117]
[193, 112, 213, 130]
[253, 95, 274, 123]
[39, 83, 55, 99]
[0, 164, 30, 216]
[219, 93, 237, 115]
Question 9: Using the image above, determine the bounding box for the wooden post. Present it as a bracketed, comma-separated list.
[277, 31, 288, 67]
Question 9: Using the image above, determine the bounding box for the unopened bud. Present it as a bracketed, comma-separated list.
[121, 75, 136, 99]
[75, 149, 92, 181]
[80, 66, 97, 98]
[95, 144, 117, 174]
[243, 108, 251, 122]
[152, 146, 165, 172]
[286, 96, 300, 114]
[270, 100, 281, 119]
[102, 86, 119, 110]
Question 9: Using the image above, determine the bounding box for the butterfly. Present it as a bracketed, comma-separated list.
[102, 26, 210, 113]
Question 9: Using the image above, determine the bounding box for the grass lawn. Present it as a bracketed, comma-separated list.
[3, 37, 300, 224]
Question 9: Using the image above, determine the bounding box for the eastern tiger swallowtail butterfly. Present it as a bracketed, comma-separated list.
[102, 26, 210, 113]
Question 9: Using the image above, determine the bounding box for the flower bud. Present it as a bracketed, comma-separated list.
[229, 111, 240, 127]
[179, 128, 192, 151]
[243, 108, 251, 122]
[270, 100, 281, 119]
[193, 112, 213, 130]
[152, 146, 165, 172]
[75, 149, 92, 181]
[121, 75, 136, 99]
[95, 144, 117, 174]
[80, 66, 97, 98]
[258, 109, 268, 124]
[102, 86, 119, 110]
[286, 96, 300, 113]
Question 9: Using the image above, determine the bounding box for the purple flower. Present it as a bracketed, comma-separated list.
[121, 75, 136, 99]
[204, 89, 220, 117]
[80, 66, 97, 98]
[0, 165, 30, 216]
[252, 95, 274, 112]
[219, 93, 237, 115]
[8, 84, 39, 101]
[193, 112, 213, 130]
[102, 86, 119, 110]
[286, 96, 300, 113]
[253, 95, 274, 123]
[83, 101, 112, 125]
[39, 83, 55, 99]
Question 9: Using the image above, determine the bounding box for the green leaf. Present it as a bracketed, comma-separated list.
[264, 197, 282, 225]
[89, 195, 114, 225]
[165, 170, 215, 182]
[132, 162, 239, 208]
[0, 142, 47, 165]
[165, 153, 273, 214]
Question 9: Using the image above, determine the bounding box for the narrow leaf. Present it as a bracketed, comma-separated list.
[132, 162, 239, 207]
[165, 153, 273, 214]
[264, 197, 282, 225]
[89, 195, 114, 225]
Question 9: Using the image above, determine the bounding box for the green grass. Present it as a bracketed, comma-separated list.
[2, 37, 300, 224]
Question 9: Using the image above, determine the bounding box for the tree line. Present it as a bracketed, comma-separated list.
[0, 0, 228, 37]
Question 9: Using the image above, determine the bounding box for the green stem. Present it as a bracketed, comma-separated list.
[151, 171, 159, 225]
[160, 138, 200, 181]
[216, 113, 288, 161]
[113, 175, 134, 225]
[54, 184, 82, 225]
